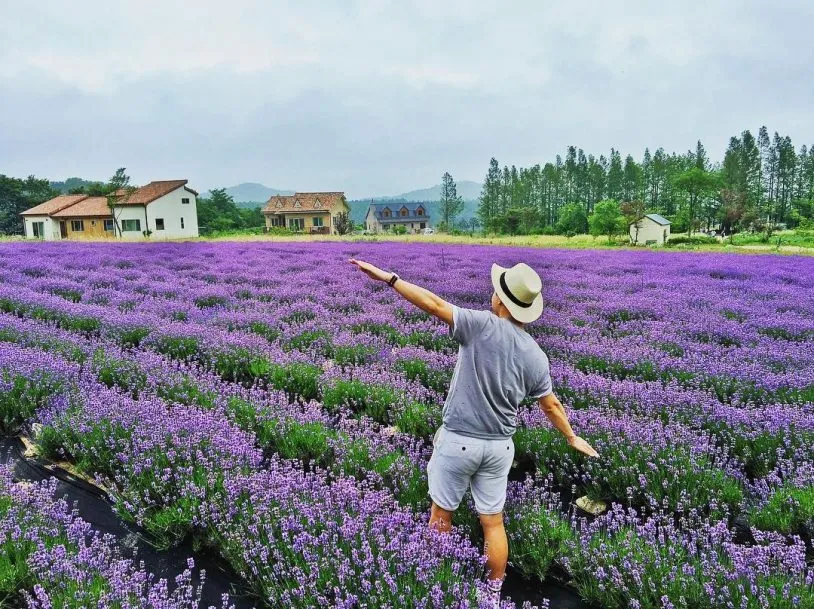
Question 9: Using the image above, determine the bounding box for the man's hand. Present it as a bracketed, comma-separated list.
[349, 258, 392, 283]
[567, 435, 599, 458]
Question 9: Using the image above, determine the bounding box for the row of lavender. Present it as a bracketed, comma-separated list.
[2, 320, 811, 609]
[0, 241, 812, 608]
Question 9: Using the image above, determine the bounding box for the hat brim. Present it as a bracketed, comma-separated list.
[491, 263, 544, 324]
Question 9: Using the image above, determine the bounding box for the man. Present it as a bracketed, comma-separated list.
[349, 258, 599, 605]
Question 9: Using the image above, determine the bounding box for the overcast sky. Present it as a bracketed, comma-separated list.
[1, 1, 812, 199]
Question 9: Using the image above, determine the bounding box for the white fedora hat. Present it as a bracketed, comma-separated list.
[491, 262, 544, 324]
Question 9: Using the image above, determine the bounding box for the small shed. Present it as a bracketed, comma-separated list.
[630, 213, 671, 245]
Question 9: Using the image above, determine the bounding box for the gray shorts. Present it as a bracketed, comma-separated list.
[427, 427, 515, 515]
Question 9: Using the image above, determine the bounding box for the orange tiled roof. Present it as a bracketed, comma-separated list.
[20, 194, 89, 216]
[52, 197, 112, 218]
[262, 192, 346, 214]
[118, 180, 197, 205]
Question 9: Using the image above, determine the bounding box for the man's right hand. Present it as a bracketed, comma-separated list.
[567, 435, 599, 458]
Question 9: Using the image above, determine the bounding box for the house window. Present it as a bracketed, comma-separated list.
[289, 218, 304, 231]
[400, 208, 408, 217]
[180, 217, 185, 230]
[312, 217, 324, 227]
[420, 222, 426, 229]
[32, 221, 44, 238]
[122, 219, 141, 232]
[104, 219, 114, 232]
[182, 198, 190, 204]
[270, 216, 283, 227]
[71, 220, 85, 232]
[382, 209, 391, 218]
[417, 208, 424, 216]
[155, 218, 165, 230]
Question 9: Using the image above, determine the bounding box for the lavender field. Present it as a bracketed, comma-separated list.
[0, 240, 812, 609]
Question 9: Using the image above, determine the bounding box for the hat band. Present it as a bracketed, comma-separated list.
[499, 272, 532, 308]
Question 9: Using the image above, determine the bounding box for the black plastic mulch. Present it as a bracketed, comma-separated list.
[0, 437, 257, 609]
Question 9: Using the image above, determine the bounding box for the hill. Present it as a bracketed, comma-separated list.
[382, 180, 482, 202]
[205, 183, 294, 205]
[51, 177, 98, 193]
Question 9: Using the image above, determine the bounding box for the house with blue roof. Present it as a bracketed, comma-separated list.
[629, 213, 671, 245]
[365, 202, 431, 234]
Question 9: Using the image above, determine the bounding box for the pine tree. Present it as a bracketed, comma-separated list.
[607, 149, 624, 201]
[439, 172, 464, 230]
[478, 158, 501, 232]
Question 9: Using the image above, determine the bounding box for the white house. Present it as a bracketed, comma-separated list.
[629, 213, 671, 245]
[112, 180, 199, 240]
[21, 180, 199, 240]
[21, 194, 89, 240]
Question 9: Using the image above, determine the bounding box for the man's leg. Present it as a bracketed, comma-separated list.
[479, 512, 508, 581]
[429, 501, 453, 533]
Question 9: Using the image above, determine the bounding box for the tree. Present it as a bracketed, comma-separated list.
[588, 199, 625, 243]
[607, 149, 624, 201]
[439, 172, 464, 230]
[672, 167, 720, 235]
[620, 200, 646, 243]
[334, 212, 354, 235]
[556, 203, 588, 236]
[106, 168, 132, 237]
[478, 158, 502, 232]
[0, 175, 58, 235]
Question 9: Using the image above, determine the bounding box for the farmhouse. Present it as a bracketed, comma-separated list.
[629, 213, 671, 245]
[365, 203, 430, 233]
[21, 180, 200, 240]
[262, 192, 350, 234]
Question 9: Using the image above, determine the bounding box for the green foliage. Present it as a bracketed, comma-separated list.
[0, 174, 59, 235]
[506, 496, 575, 581]
[321, 379, 402, 423]
[393, 358, 452, 394]
[334, 211, 354, 235]
[91, 349, 147, 396]
[198, 188, 264, 235]
[439, 172, 465, 228]
[514, 425, 743, 515]
[392, 401, 441, 439]
[588, 199, 625, 242]
[0, 370, 68, 434]
[750, 485, 814, 535]
[556, 203, 589, 235]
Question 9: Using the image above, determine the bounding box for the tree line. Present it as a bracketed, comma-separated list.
[476, 126, 814, 236]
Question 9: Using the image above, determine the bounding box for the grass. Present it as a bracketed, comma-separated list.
[5, 229, 814, 255]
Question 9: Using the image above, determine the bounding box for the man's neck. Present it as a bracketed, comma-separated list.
[495, 310, 524, 329]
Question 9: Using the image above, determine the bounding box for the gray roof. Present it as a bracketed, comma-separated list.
[368, 202, 430, 220]
[643, 213, 671, 226]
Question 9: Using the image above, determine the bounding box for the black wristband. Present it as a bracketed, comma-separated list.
[388, 273, 399, 287]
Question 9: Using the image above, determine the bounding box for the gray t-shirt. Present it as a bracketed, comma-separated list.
[442, 306, 552, 439]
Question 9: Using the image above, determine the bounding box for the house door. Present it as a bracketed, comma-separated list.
[60, 221, 67, 239]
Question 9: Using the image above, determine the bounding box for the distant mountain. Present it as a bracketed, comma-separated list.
[381, 180, 482, 202]
[205, 183, 294, 205]
[51, 177, 98, 193]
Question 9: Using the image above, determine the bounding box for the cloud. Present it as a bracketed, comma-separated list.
[0, 0, 812, 198]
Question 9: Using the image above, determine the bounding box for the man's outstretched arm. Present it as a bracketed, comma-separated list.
[349, 259, 453, 325]
[538, 392, 600, 458]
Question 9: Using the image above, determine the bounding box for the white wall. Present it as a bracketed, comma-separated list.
[145, 188, 199, 239]
[114, 205, 149, 240]
[630, 219, 670, 244]
[112, 187, 199, 240]
[23, 216, 60, 240]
